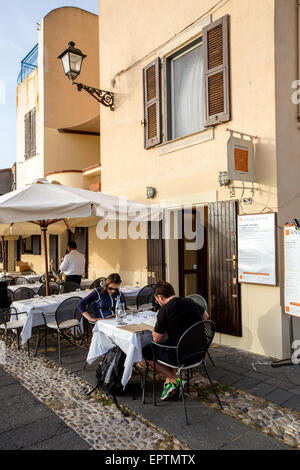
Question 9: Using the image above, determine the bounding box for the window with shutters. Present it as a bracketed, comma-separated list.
[166, 38, 204, 141]
[203, 15, 231, 126]
[143, 59, 161, 149]
[24, 108, 37, 160]
[143, 15, 230, 149]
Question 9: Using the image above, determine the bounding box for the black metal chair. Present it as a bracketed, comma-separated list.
[187, 294, 215, 367]
[10, 276, 31, 286]
[35, 296, 83, 363]
[1, 276, 14, 286]
[62, 282, 81, 294]
[0, 284, 11, 310]
[89, 277, 106, 289]
[82, 302, 98, 370]
[136, 284, 155, 310]
[187, 294, 208, 311]
[142, 320, 223, 425]
[0, 307, 28, 351]
[39, 273, 56, 283]
[13, 287, 36, 302]
[37, 282, 60, 297]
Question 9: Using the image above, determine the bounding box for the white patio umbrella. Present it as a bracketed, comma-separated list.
[0, 180, 161, 295]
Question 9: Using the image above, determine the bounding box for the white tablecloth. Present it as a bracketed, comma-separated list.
[8, 283, 42, 295]
[11, 290, 90, 345]
[4, 273, 41, 283]
[87, 311, 157, 387]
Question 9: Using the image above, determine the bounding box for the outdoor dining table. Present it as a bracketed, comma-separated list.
[8, 278, 94, 298]
[10, 290, 90, 345]
[5, 273, 41, 283]
[7, 283, 42, 296]
[86, 310, 157, 388]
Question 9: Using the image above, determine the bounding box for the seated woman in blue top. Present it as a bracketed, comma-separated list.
[78, 273, 125, 323]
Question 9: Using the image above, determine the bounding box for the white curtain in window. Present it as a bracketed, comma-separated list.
[171, 44, 204, 139]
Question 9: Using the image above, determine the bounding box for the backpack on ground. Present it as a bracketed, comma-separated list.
[95, 346, 127, 414]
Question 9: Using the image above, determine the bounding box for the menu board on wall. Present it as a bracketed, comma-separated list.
[284, 225, 300, 318]
[238, 213, 276, 286]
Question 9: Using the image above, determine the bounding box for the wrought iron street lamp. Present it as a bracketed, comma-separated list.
[58, 41, 114, 111]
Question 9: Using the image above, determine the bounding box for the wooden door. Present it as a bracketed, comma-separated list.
[178, 207, 208, 300]
[147, 221, 165, 284]
[208, 200, 241, 337]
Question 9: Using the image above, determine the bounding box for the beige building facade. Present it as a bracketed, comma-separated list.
[15, 7, 100, 274]
[95, 0, 300, 359]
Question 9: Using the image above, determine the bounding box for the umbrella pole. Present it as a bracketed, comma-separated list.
[41, 226, 50, 297]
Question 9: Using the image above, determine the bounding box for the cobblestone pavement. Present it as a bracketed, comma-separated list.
[0, 343, 189, 451]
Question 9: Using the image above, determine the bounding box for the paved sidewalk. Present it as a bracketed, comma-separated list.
[0, 367, 90, 450]
[1, 338, 299, 450]
[206, 344, 300, 413]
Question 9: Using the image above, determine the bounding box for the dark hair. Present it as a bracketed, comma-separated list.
[68, 241, 77, 250]
[102, 273, 122, 293]
[154, 281, 175, 298]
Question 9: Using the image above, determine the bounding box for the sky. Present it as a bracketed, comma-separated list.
[0, 0, 98, 170]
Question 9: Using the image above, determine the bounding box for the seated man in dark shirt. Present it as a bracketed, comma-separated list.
[143, 281, 209, 401]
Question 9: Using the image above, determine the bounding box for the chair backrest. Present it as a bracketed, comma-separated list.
[89, 277, 106, 289]
[136, 284, 155, 309]
[11, 276, 30, 286]
[21, 270, 36, 275]
[1, 276, 14, 286]
[39, 273, 56, 283]
[177, 320, 215, 367]
[37, 282, 60, 297]
[13, 287, 36, 301]
[187, 294, 208, 312]
[63, 282, 81, 294]
[55, 296, 82, 326]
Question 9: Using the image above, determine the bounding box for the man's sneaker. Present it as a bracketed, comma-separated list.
[176, 377, 187, 397]
[160, 381, 177, 400]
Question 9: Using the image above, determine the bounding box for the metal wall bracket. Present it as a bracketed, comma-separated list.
[74, 82, 115, 110]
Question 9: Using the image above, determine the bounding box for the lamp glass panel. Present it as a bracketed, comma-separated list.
[61, 54, 70, 75]
[69, 52, 83, 73]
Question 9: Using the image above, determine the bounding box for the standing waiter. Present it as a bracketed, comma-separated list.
[59, 241, 85, 285]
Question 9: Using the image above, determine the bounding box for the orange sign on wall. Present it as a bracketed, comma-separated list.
[234, 148, 249, 173]
[227, 135, 255, 182]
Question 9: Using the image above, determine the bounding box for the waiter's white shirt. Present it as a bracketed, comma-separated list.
[59, 250, 85, 276]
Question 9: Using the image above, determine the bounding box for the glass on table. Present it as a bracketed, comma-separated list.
[126, 310, 134, 321]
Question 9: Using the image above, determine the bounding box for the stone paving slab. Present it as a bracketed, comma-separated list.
[118, 390, 291, 450]
[219, 429, 288, 451]
[0, 415, 90, 450]
[0, 368, 91, 450]
[264, 389, 298, 406]
[283, 396, 300, 413]
[246, 382, 278, 397]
